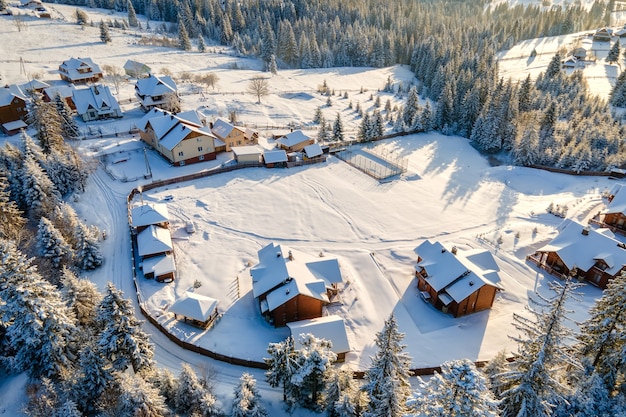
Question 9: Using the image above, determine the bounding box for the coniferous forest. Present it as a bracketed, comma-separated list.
[51, 0, 626, 171]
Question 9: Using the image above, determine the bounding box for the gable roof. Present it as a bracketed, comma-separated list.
[43, 85, 76, 100]
[160, 124, 215, 151]
[169, 292, 218, 322]
[131, 203, 169, 228]
[537, 219, 626, 275]
[232, 145, 262, 157]
[415, 240, 502, 304]
[72, 84, 121, 115]
[263, 149, 288, 163]
[287, 315, 350, 354]
[18, 79, 49, 93]
[59, 57, 102, 80]
[304, 143, 323, 158]
[604, 184, 626, 215]
[142, 253, 176, 277]
[0, 87, 26, 107]
[135, 74, 177, 97]
[276, 130, 311, 147]
[137, 225, 173, 257]
[211, 118, 240, 139]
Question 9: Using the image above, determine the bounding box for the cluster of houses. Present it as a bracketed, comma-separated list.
[131, 203, 176, 283]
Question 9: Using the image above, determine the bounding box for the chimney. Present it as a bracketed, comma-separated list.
[451, 246, 457, 255]
[276, 252, 281, 258]
[441, 248, 446, 253]
[582, 226, 589, 236]
[288, 250, 293, 261]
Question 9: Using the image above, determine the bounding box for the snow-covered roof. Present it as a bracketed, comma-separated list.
[604, 184, 626, 215]
[211, 118, 238, 139]
[43, 85, 75, 100]
[287, 315, 350, 354]
[251, 243, 342, 306]
[2, 120, 27, 131]
[263, 149, 288, 163]
[72, 84, 121, 115]
[160, 124, 214, 152]
[135, 74, 177, 97]
[536, 219, 626, 275]
[123, 59, 151, 74]
[276, 130, 311, 147]
[137, 225, 172, 257]
[59, 57, 102, 81]
[142, 253, 176, 277]
[415, 240, 502, 303]
[169, 292, 218, 322]
[0, 87, 26, 107]
[232, 145, 262, 157]
[131, 203, 169, 228]
[303, 143, 323, 158]
[18, 79, 49, 92]
[140, 109, 203, 136]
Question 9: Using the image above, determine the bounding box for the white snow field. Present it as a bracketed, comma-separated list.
[0, 1, 622, 415]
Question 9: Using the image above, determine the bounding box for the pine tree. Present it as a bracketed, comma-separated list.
[176, 363, 220, 416]
[20, 155, 61, 219]
[74, 343, 114, 415]
[607, 39, 621, 64]
[291, 333, 337, 409]
[332, 112, 344, 141]
[100, 20, 112, 43]
[318, 118, 330, 143]
[96, 282, 154, 373]
[313, 106, 324, 124]
[37, 216, 71, 269]
[260, 19, 276, 64]
[410, 359, 498, 417]
[482, 349, 512, 398]
[231, 373, 267, 417]
[265, 335, 299, 403]
[115, 373, 170, 417]
[498, 278, 583, 417]
[0, 172, 25, 241]
[514, 115, 540, 166]
[518, 74, 534, 113]
[178, 16, 192, 51]
[578, 271, 626, 392]
[268, 54, 278, 74]
[73, 222, 103, 270]
[362, 314, 412, 417]
[54, 94, 80, 139]
[610, 70, 626, 107]
[545, 52, 562, 79]
[61, 267, 102, 329]
[28, 93, 64, 154]
[325, 366, 360, 417]
[372, 109, 384, 138]
[0, 240, 77, 379]
[198, 35, 207, 52]
[127, 0, 138, 27]
[403, 86, 420, 126]
[358, 113, 371, 141]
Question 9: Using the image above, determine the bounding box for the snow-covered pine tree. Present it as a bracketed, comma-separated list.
[544, 52, 562, 79]
[127, 0, 138, 27]
[20, 147, 61, 219]
[176, 363, 221, 416]
[53, 400, 82, 417]
[482, 349, 512, 398]
[290, 333, 337, 409]
[372, 109, 384, 138]
[100, 20, 112, 43]
[260, 19, 276, 64]
[37, 216, 71, 269]
[553, 371, 613, 417]
[61, 267, 102, 329]
[96, 282, 154, 373]
[610, 69, 626, 107]
[0, 143, 26, 209]
[265, 335, 299, 402]
[114, 372, 170, 417]
[518, 74, 534, 113]
[362, 313, 412, 417]
[497, 278, 583, 417]
[402, 86, 420, 126]
[198, 35, 207, 52]
[578, 271, 626, 392]
[607, 39, 621, 64]
[409, 359, 498, 417]
[28, 93, 64, 155]
[50, 202, 80, 247]
[313, 106, 324, 124]
[513, 114, 540, 166]
[23, 377, 62, 417]
[358, 113, 370, 141]
[73, 221, 103, 270]
[54, 93, 80, 139]
[324, 366, 360, 417]
[0, 171, 25, 241]
[73, 342, 115, 415]
[318, 118, 330, 142]
[178, 15, 192, 51]
[0, 240, 77, 379]
[332, 112, 344, 142]
[231, 372, 268, 417]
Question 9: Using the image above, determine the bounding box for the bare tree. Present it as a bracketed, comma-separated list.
[247, 76, 269, 103]
[195, 73, 219, 91]
[102, 65, 124, 95]
[13, 15, 26, 32]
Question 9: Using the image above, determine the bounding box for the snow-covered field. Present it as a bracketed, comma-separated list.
[0, 2, 622, 415]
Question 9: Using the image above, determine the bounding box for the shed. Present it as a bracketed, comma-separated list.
[131, 203, 169, 231]
[142, 253, 176, 283]
[263, 149, 288, 167]
[1, 120, 27, 136]
[169, 292, 219, 328]
[232, 145, 262, 164]
[303, 143, 323, 159]
[137, 225, 172, 258]
[287, 315, 350, 361]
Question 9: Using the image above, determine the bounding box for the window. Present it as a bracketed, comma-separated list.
[179, 160, 185, 166]
[178, 151, 184, 157]
[198, 146, 203, 152]
[199, 155, 205, 161]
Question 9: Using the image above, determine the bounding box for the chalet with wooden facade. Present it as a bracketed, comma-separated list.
[72, 84, 122, 122]
[135, 74, 178, 111]
[527, 220, 626, 289]
[595, 184, 626, 234]
[43, 85, 76, 109]
[59, 57, 103, 84]
[0, 86, 27, 126]
[593, 27, 612, 42]
[250, 243, 343, 327]
[263, 149, 288, 167]
[169, 292, 219, 329]
[138, 108, 219, 166]
[210, 119, 258, 151]
[131, 203, 169, 232]
[415, 240, 502, 317]
[287, 315, 350, 362]
[275, 130, 314, 152]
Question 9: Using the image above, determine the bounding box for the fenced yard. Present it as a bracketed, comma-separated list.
[335, 145, 408, 181]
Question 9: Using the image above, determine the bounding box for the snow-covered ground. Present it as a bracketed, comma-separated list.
[0, 3, 622, 415]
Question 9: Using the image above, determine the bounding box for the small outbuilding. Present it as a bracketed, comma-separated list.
[303, 143, 323, 159]
[1, 120, 27, 136]
[287, 315, 350, 362]
[131, 203, 170, 232]
[137, 225, 173, 258]
[169, 292, 219, 328]
[142, 253, 176, 283]
[263, 149, 288, 167]
[232, 145, 262, 164]
[275, 130, 314, 152]
[124, 60, 151, 78]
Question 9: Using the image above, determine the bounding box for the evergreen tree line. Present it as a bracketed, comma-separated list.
[265, 273, 626, 417]
[0, 93, 102, 279]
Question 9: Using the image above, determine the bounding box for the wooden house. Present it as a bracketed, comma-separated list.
[169, 292, 219, 328]
[211, 119, 257, 151]
[43, 85, 76, 109]
[135, 74, 178, 111]
[527, 220, 626, 289]
[250, 243, 343, 327]
[263, 149, 288, 167]
[414, 240, 502, 318]
[138, 109, 218, 166]
[59, 57, 103, 84]
[275, 130, 314, 152]
[141, 253, 176, 283]
[303, 143, 323, 159]
[131, 203, 170, 233]
[593, 27, 612, 42]
[124, 59, 151, 78]
[598, 184, 626, 234]
[287, 315, 350, 362]
[1, 120, 28, 136]
[72, 84, 122, 122]
[137, 224, 173, 259]
[0, 86, 27, 125]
